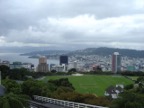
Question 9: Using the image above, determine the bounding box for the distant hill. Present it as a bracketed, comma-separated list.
[21, 47, 144, 58]
[68, 47, 144, 58]
[21, 50, 70, 56]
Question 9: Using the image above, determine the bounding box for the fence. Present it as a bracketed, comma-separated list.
[34, 95, 108, 108]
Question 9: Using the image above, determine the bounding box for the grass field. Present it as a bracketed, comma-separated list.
[128, 76, 138, 80]
[43, 75, 133, 96]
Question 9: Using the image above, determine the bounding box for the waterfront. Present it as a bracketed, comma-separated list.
[0, 53, 59, 68]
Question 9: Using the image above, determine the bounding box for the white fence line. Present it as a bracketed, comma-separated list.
[34, 95, 108, 108]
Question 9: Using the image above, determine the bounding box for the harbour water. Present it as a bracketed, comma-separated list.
[0, 53, 59, 67]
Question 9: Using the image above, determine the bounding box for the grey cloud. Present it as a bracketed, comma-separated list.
[62, 31, 84, 40]
[1, 0, 144, 34]
[1, 0, 144, 51]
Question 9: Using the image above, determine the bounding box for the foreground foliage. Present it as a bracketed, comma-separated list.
[111, 76, 144, 108]
[0, 93, 29, 108]
[21, 78, 111, 106]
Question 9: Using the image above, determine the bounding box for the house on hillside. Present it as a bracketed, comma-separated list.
[104, 84, 124, 99]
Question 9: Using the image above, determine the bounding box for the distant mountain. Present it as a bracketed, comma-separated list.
[21, 47, 144, 58]
[21, 50, 70, 56]
[68, 47, 144, 58]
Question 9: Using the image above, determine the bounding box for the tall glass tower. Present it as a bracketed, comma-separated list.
[112, 52, 121, 73]
[60, 55, 68, 65]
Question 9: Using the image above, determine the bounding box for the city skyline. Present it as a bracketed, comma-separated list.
[0, 0, 144, 52]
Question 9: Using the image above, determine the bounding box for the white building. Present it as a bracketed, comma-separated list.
[51, 64, 68, 72]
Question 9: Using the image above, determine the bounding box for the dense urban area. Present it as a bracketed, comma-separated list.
[1, 48, 144, 73]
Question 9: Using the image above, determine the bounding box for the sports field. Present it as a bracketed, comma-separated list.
[43, 75, 133, 96]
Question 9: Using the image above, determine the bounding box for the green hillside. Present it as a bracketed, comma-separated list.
[43, 75, 133, 96]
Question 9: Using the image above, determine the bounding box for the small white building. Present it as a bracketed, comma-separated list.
[104, 84, 124, 99]
[51, 64, 68, 72]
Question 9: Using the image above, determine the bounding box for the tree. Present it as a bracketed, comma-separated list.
[135, 76, 144, 84]
[96, 66, 102, 71]
[135, 76, 144, 93]
[124, 84, 134, 90]
[48, 78, 75, 90]
[22, 79, 53, 97]
[51, 70, 57, 73]
[9, 68, 30, 80]
[68, 68, 77, 72]
[22, 79, 43, 97]
[0, 93, 29, 108]
[2, 79, 21, 94]
[111, 91, 144, 108]
[0, 65, 10, 79]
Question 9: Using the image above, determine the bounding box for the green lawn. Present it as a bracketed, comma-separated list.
[129, 76, 138, 80]
[43, 75, 133, 96]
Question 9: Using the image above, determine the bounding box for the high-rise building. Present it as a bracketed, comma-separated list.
[73, 61, 78, 69]
[112, 52, 121, 73]
[37, 56, 48, 72]
[39, 56, 47, 64]
[59, 55, 68, 72]
[60, 55, 68, 65]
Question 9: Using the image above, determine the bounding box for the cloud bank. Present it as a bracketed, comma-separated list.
[0, 0, 144, 52]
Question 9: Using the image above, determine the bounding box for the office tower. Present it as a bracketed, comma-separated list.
[37, 56, 48, 72]
[73, 61, 77, 69]
[112, 52, 121, 73]
[59, 55, 68, 72]
[39, 56, 47, 64]
[60, 55, 68, 65]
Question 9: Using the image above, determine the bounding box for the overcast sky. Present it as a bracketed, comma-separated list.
[0, 0, 144, 52]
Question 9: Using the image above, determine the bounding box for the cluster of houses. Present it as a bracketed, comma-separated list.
[104, 84, 124, 99]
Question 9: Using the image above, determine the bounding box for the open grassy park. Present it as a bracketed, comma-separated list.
[43, 75, 134, 96]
